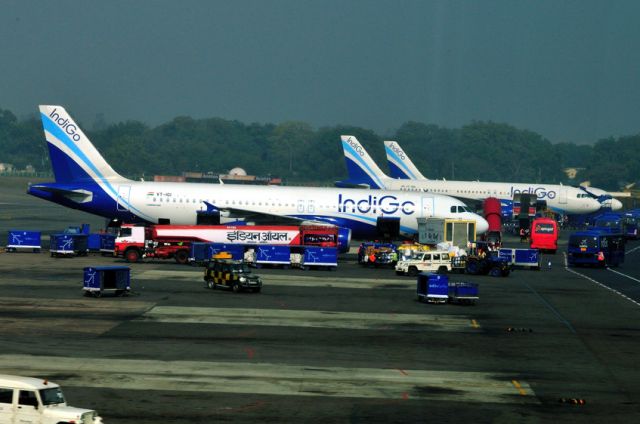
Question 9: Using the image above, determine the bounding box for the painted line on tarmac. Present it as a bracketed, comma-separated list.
[607, 268, 640, 284]
[0, 296, 153, 313]
[626, 245, 640, 255]
[518, 280, 576, 334]
[564, 266, 640, 308]
[136, 270, 413, 289]
[0, 354, 538, 404]
[138, 306, 475, 332]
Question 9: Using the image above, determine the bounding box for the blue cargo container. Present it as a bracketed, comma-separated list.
[189, 242, 246, 265]
[301, 246, 338, 270]
[255, 245, 291, 267]
[448, 282, 479, 305]
[416, 273, 449, 303]
[189, 242, 210, 264]
[83, 266, 130, 297]
[87, 233, 116, 254]
[208, 243, 245, 261]
[498, 248, 541, 270]
[50, 233, 88, 257]
[6, 230, 41, 252]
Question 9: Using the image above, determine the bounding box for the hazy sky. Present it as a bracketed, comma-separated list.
[2, 0, 640, 143]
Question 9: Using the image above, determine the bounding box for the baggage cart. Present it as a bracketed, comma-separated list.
[300, 246, 338, 270]
[447, 282, 479, 305]
[499, 248, 541, 270]
[88, 233, 116, 255]
[83, 266, 131, 297]
[50, 233, 88, 257]
[416, 273, 449, 304]
[6, 230, 41, 253]
[255, 245, 291, 268]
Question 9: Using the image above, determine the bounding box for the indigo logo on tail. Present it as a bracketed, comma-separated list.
[387, 143, 405, 160]
[344, 137, 365, 157]
[48, 108, 81, 142]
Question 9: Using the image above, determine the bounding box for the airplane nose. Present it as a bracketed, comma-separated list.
[475, 215, 489, 234]
[610, 198, 623, 211]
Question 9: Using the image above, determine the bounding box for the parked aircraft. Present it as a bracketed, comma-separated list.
[384, 140, 623, 212]
[338, 135, 602, 215]
[27, 106, 489, 241]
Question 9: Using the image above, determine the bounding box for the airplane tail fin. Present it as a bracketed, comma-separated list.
[339, 135, 388, 189]
[39, 105, 128, 184]
[383, 141, 427, 180]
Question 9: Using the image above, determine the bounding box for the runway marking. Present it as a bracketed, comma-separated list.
[0, 354, 538, 404]
[138, 306, 476, 332]
[0, 296, 153, 313]
[563, 260, 640, 308]
[0, 316, 124, 336]
[511, 380, 527, 396]
[518, 280, 576, 334]
[626, 245, 640, 254]
[607, 268, 640, 284]
[136, 270, 412, 289]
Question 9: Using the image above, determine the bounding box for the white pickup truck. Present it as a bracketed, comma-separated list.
[0, 374, 103, 424]
[395, 250, 462, 276]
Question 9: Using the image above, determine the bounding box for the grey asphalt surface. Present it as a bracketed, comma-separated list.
[1, 178, 640, 423]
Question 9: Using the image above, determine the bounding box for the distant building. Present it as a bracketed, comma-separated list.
[154, 168, 281, 185]
[0, 163, 14, 172]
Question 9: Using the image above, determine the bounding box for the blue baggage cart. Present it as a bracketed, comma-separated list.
[6, 230, 41, 253]
[255, 245, 291, 268]
[83, 266, 131, 297]
[88, 233, 116, 255]
[448, 282, 479, 305]
[301, 246, 338, 270]
[50, 233, 88, 257]
[416, 273, 449, 303]
[499, 248, 541, 270]
[208, 243, 245, 261]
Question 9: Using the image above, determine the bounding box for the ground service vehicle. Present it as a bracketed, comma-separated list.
[115, 223, 344, 264]
[358, 242, 398, 267]
[498, 248, 541, 270]
[0, 374, 103, 424]
[567, 230, 625, 267]
[530, 217, 558, 253]
[465, 242, 511, 276]
[395, 251, 457, 276]
[204, 259, 263, 292]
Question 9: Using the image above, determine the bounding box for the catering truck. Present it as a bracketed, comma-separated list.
[115, 223, 347, 264]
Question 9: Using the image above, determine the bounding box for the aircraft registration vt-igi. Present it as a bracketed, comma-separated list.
[383, 140, 623, 212]
[338, 135, 604, 215]
[27, 105, 489, 241]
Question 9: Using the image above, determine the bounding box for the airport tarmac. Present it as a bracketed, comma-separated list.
[1, 231, 640, 423]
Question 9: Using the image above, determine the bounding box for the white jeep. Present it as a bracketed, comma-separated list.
[395, 250, 454, 276]
[0, 374, 103, 424]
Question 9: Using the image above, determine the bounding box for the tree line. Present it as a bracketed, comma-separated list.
[0, 107, 637, 191]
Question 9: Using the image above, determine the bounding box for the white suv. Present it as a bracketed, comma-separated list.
[0, 374, 103, 424]
[395, 250, 453, 276]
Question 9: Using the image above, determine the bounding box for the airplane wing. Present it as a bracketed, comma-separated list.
[202, 202, 324, 226]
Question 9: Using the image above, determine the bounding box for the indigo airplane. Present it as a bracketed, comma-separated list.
[338, 135, 602, 215]
[27, 106, 489, 241]
[384, 140, 622, 212]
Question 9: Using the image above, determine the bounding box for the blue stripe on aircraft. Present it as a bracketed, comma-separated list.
[41, 113, 153, 221]
[342, 141, 385, 189]
[384, 146, 416, 179]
